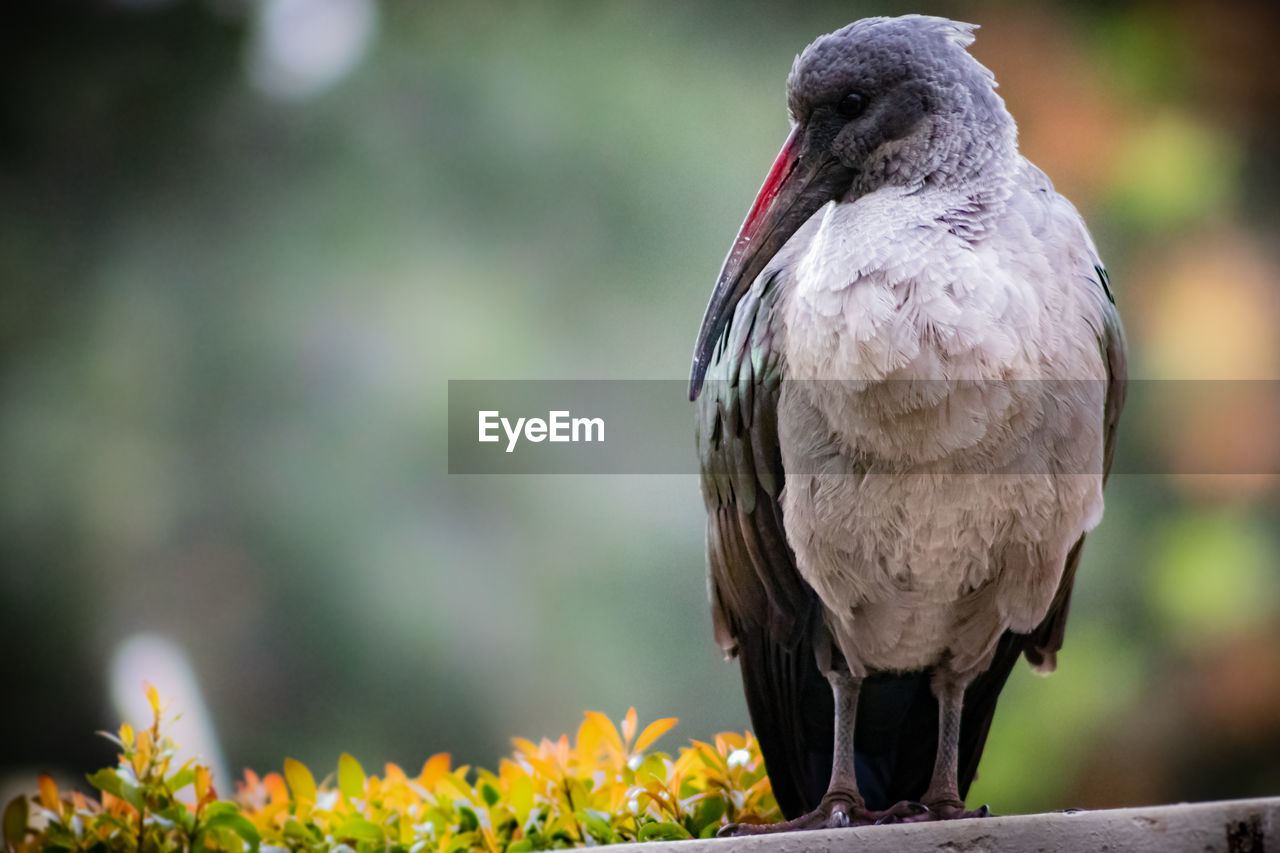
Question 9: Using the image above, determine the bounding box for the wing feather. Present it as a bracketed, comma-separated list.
[696, 270, 832, 816]
[1026, 267, 1127, 670]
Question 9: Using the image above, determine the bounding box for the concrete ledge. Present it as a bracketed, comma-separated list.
[610, 797, 1279, 853]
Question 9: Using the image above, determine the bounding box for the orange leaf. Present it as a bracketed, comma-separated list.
[632, 717, 677, 753]
[417, 753, 451, 789]
[263, 772, 289, 804]
[622, 708, 638, 744]
[747, 775, 773, 799]
[37, 775, 60, 814]
[718, 732, 746, 751]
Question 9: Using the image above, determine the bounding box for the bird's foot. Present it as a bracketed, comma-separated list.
[718, 790, 880, 836]
[882, 799, 991, 823]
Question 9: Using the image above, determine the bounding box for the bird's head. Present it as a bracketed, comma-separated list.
[689, 16, 1015, 399]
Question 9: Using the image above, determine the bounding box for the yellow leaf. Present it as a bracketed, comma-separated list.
[523, 755, 559, 782]
[383, 763, 407, 785]
[283, 758, 316, 804]
[507, 773, 534, 824]
[398, 813, 414, 846]
[632, 717, 677, 753]
[144, 683, 162, 722]
[440, 772, 474, 801]
[338, 753, 366, 801]
[697, 742, 725, 771]
[118, 723, 134, 750]
[575, 718, 601, 762]
[510, 738, 540, 757]
[195, 765, 214, 807]
[133, 729, 152, 777]
[496, 758, 523, 785]
[583, 711, 624, 758]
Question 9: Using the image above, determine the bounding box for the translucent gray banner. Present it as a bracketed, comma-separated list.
[447, 380, 1278, 475]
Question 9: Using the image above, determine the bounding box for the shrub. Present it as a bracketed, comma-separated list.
[3, 686, 779, 851]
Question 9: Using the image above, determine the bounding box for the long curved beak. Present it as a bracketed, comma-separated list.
[689, 126, 854, 400]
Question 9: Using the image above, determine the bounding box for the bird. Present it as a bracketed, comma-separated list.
[690, 15, 1125, 832]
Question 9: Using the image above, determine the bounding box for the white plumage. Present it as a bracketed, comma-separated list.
[776, 158, 1110, 676]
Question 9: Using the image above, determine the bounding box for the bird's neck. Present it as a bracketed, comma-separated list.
[853, 112, 1018, 199]
[781, 171, 1027, 386]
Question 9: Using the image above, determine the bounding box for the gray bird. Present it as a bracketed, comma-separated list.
[691, 16, 1125, 831]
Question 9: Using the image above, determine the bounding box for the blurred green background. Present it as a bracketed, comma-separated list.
[3, 0, 1279, 813]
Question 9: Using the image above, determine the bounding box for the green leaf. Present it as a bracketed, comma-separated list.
[201, 801, 240, 819]
[635, 754, 667, 787]
[157, 802, 194, 832]
[167, 767, 196, 792]
[338, 753, 366, 801]
[201, 811, 261, 852]
[577, 809, 618, 844]
[564, 778, 590, 810]
[3, 796, 29, 848]
[282, 816, 310, 841]
[638, 821, 693, 841]
[86, 769, 145, 813]
[86, 769, 123, 799]
[40, 822, 77, 850]
[506, 840, 535, 853]
[457, 806, 479, 833]
[690, 796, 725, 834]
[335, 816, 383, 842]
[479, 783, 500, 807]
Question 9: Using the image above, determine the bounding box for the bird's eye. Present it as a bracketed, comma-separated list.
[836, 92, 867, 119]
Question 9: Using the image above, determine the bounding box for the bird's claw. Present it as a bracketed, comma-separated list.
[873, 800, 929, 824]
[717, 792, 876, 836]
[896, 800, 993, 822]
[719, 797, 992, 835]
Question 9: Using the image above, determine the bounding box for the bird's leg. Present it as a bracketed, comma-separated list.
[821, 667, 865, 816]
[721, 627, 900, 836]
[905, 669, 991, 822]
[721, 666, 881, 835]
[922, 671, 967, 813]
